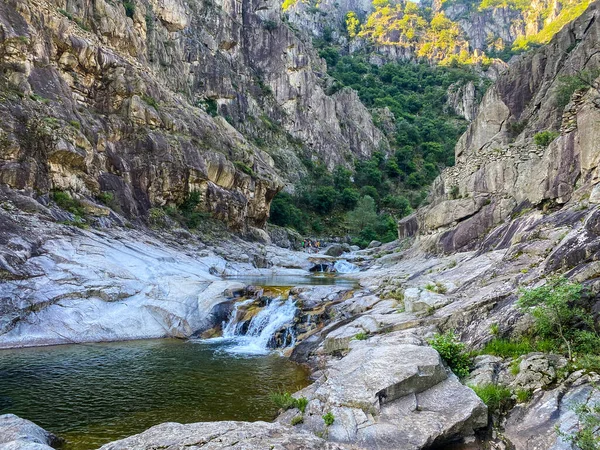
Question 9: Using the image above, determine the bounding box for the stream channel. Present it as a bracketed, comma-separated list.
[0, 273, 358, 449]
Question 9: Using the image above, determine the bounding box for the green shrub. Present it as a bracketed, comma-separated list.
[51, 190, 85, 217]
[296, 397, 308, 413]
[69, 120, 81, 130]
[234, 161, 255, 177]
[271, 392, 297, 410]
[123, 0, 135, 18]
[322, 412, 335, 426]
[201, 98, 218, 117]
[533, 131, 559, 147]
[470, 384, 512, 414]
[270, 392, 309, 413]
[354, 332, 369, 341]
[428, 331, 472, 378]
[58, 9, 73, 20]
[148, 207, 167, 227]
[263, 19, 278, 31]
[518, 277, 595, 360]
[141, 94, 159, 109]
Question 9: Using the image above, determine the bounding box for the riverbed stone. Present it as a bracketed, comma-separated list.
[0, 414, 59, 450]
[98, 420, 352, 449]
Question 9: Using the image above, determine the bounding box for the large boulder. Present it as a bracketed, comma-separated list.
[98, 420, 351, 449]
[0, 414, 59, 450]
[281, 332, 488, 449]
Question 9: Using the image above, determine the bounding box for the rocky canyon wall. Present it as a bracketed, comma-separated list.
[0, 0, 385, 229]
[403, 1, 600, 253]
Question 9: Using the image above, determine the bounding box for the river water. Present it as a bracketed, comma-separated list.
[0, 339, 310, 449]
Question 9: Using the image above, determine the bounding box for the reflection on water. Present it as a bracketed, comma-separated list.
[0, 339, 310, 450]
[225, 274, 359, 287]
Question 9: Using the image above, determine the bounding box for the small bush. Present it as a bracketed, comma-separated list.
[557, 398, 600, 449]
[470, 384, 512, 414]
[296, 397, 308, 413]
[58, 9, 73, 20]
[148, 207, 167, 228]
[69, 120, 81, 130]
[270, 392, 297, 410]
[449, 185, 459, 199]
[291, 415, 304, 426]
[263, 19, 278, 31]
[490, 323, 500, 336]
[428, 331, 472, 378]
[234, 161, 255, 177]
[141, 94, 159, 109]
[533, 131, 560, 147]
[271, 392, 309, 412]
[353, 332, 368, 341]
[322, 412, 335, 426]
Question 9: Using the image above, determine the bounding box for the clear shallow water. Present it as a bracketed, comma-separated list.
[0, 339, 310, 450]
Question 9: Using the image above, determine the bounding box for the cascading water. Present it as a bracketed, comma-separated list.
[333, 259, 360, 274]
[218, 297, 298, 355]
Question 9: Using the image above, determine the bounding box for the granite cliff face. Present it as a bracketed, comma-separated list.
[407, 1, 600, 253]
[0, 0, 386, 230]
[285, 0, 589, 64]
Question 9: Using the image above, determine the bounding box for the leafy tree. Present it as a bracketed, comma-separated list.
[340, 188, 360, 210]
[533, 130, 559, 147]
[347, 195, 378, 232]
[309, 186, 338, 214]
[345, 12, 361, 38]
[333, 166, 353, 190]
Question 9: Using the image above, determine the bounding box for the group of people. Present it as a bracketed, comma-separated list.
[301, 239, 321, 253]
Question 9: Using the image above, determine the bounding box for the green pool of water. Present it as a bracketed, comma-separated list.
[0, 339, 310, 449]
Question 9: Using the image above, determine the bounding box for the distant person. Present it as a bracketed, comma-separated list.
[301, 240, 305, 251]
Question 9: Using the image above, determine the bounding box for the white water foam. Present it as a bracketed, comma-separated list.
[333, 259, 360, 273]
[207, 297, 298, 355]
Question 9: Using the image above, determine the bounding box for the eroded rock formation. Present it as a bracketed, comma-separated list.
[410, 1, 600, 253]
[0, 0, 386, 230]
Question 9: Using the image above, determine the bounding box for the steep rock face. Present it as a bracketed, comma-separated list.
[412, 1, 600, 252]
[0, 0, 386, 229]
[286, 0, 587, 66]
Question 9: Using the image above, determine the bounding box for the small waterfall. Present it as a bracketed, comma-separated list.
[220, 297, 298, 355]
[333, 259, 360, 274]
[222, 298, 254, 337]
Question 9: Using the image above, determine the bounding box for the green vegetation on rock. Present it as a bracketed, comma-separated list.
[428, 330, 472, 378]
[518, 277, 598, 361]
[470, 384, 513, 414]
